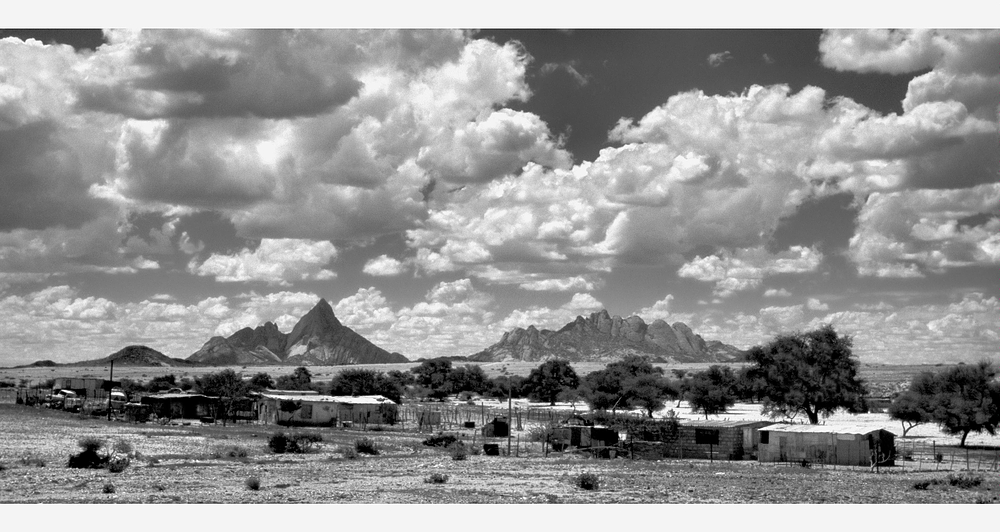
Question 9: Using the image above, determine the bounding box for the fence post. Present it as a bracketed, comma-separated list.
[966, 447, 970, 471]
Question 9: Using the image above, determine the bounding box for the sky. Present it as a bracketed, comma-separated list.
[0, 17, 997, 366]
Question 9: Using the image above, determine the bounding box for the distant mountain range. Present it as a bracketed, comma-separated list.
[469, 309, 744, 363]
[12, 302, 742, 369]
[188, 298, 409, 365]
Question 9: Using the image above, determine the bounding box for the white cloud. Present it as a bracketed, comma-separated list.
[848, 183, 1000, 277]
[678, 246, 823, 297]
[764, 288, 791, 297]
[806, 298, 829, 311]
[334, 287, 397, 330]
[190, 238, 338, 286]
[519, 276, 596, 292]
[362, 255, 406, 277]
[707, 51, 732, 67]
[636, 294, 674, 320]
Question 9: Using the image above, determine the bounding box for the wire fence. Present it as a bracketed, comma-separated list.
[894, 439, 1000, 472]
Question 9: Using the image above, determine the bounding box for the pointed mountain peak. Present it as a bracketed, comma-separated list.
[301, 298, 340, 326]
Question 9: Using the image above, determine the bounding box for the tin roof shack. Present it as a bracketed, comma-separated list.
[550, 415, 619, 452]
[52, 377, 120, 398]
[757, 424, 896, 467]
[140, 391, 217, 420]
[256, 392, 397, 427]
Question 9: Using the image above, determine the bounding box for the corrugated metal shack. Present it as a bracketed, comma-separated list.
[52, 377, 120, 398]
[481, 416, 509, 437]
[550, 415, 619, 452]
[629, 419, 772, 460]
[757, 424, 896, 467]
[256, 391, 397, 427]
[140, 391, 217, 420]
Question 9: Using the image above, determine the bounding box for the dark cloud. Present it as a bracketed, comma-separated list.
[0, 120, 106, 230]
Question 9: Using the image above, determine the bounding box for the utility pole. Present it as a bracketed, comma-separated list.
[106, 360, 114, 421]
[507, 372, 512, 457]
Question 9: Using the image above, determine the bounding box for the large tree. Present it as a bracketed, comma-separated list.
[525, 359, 580, 406]
[926, 361, 999, 447]
[684, 365, 738, 419]
[744, 324, 868, 424]
[888, 371, 937, 437]
[448, 364, 490, 396]
[275, 366, 313, 391]
[330, 368, 404, 404]
[582, 355, 676, 417]
[411, 359, 454, 400]
[194, 369, 249, 424]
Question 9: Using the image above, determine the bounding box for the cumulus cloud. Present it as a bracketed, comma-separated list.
[334, 287, 397, 330]
[540, 61, 590, 86]
[848, 183, 1000, 277]
[363, 255, 407, 277]
[636, 294, 674, 321]
[764, 288, 791, 297]
[678, 246, 824, 297]
[499, 292, 605, 331]
[806, 298, 829, 311]
[189, 238, 337, 286]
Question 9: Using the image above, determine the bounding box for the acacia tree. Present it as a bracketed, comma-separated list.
[411, 359, 454, 401]
[448, 364, 490, 396]
[744, 324, 868, 424]
[685, 365, 738, 419]
[330, 368, 403, 403]
[195, 369, 249, 424]
[928, 361, 1000, 447]
[525, 359, 580, 406]
[888, 371, 937, 436]
[582, 355, 676, 417]
[275, 366, 313, 391]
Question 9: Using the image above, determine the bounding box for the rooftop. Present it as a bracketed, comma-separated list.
[759, 423, 896, 436]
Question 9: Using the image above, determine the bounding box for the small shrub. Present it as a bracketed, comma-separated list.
[912, 480, 931, 490]
[19, 456, 46, 467]
[268, 432, 289, 454]
[78, 436, 104, 453]
[102, 482, 115, 494]
[424, 473, 449, 484]
[527, 423, 557, 443]
[449, 441, 469, 461]
[339, 446, 359, 460]
[974, 495, 996, 504]
[947, 472, 983, 489]
[355, 437, 379, 455]
[245, 476, 261, 491]
[934, 453, 944, 463]
[576, 472, 599, 491]
[214, 445, 250, 459]
[422, 433, 458, 447]
[112, 439, 134, 456]
[106, 455, 130, 473]
[0, 462, 7, 472]
[290, 433, 322, 453]
[268, 432, 322, 454]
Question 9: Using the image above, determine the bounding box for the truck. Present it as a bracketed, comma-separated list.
[49, 389, 83, 411]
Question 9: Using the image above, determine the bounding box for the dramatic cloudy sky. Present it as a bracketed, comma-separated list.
[0, 25, 996, 366]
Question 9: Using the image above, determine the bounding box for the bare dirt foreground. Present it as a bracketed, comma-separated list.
[1, 405, 997, 504]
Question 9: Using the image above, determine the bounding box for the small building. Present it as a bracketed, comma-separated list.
[52, 377, 120, 398]
[756, 423, 896, 467]
[550, 415, 619, 451]
[140, 391, 217, 420]
[482, 416, 510, 437]
[629, 419, 772, 460]
[256, 391, 397, 427]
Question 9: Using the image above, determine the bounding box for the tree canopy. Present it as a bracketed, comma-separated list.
[890, 361, 1000, 446]
[411, 359, 455, 400]
[275, 366, 313, 391]
[582, 355, 676, 417]
[329, 368, 404, 403]
[524, 359, 580, 406]
[684, 365, 738, 419]
[744, 324, 868, 424]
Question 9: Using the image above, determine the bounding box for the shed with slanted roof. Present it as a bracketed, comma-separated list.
[756, 423, 895, 467]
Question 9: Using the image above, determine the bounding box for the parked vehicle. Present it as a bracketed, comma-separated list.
[60, 390, 83, 412]
[110, 390, 127, 411]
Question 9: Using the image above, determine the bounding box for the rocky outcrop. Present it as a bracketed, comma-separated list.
[187, 299, 408, 366]
[469, 309, 743, 363]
